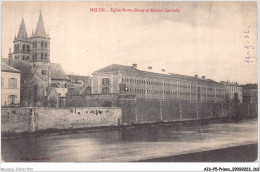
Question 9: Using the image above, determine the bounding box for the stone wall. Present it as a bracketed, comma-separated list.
[1, 108, 32, 133]
[1, 107, 122, 134]
[1, 101, 257, 134]
[34, 107, 121, 131]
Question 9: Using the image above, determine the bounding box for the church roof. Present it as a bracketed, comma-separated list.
[1, 62, 21, 73]
[34, 11, 48, 38]
[49, 63, 70, 80]
[16, 18, 28, 40]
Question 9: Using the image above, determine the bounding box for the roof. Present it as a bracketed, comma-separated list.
[1, 62, 21, 73]
[33, 11, 49, 38]
[16, 18, 28, 40]
[49, 63, 69, 80]
[93, 64, 221, 85]
[68, 75, 91, 81]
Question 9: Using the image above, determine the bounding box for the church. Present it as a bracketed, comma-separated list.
[6, 11, 70, 106]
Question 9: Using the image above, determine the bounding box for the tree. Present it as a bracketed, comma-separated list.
[12, 61, 37, 107]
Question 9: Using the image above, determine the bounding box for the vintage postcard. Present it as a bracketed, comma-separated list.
[1, 1, 258, 171]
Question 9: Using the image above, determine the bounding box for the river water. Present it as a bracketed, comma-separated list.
[1, 119, 258, 162]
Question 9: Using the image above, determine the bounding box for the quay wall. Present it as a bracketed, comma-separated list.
[1, 101, 257, 134]
[119, 100, 257, 124]
[2, 107, 122, 133]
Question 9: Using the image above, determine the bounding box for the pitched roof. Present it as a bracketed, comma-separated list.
[1, 62, 21, 73]
[49, 63, 69, 80]
[16, 18, 28, 40]
[93, 64, 221, 85]
[68, 75, 91, 81]
[34, 11, 48, 38]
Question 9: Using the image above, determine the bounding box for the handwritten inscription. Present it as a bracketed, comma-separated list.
[244, 26, 256, 63]
[73, 109, 110, 115]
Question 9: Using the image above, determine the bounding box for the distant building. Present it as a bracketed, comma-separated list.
[220, 81, 243, 103]
[92, 64, 225, 102]
[48, 87, 68, 107]
[68, 75, 92, 95]
[242, 89, 258, 104]
[1, 62, 21, 107]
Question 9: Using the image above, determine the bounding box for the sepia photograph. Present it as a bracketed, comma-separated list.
[0, 1, 259, 171]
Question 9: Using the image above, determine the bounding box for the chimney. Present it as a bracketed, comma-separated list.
[202, 76, 205, 79]
[148, 66, 152, 70]
[132, 64, 137, 68]
[161, 69, 165, 72]
[195, 74, 198, 78]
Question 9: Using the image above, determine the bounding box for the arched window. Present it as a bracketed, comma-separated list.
[27, 45, 30, 52]
[41, 53, 44, 59]
[45, 54, 47, 60]
[22, 56, 25, 60]
[41, 41, 43, 47]
[17, 44, 19, 50]
[35, 41, 37, 48]
[27, 56, 29, 60]
[45, 42, 47, 48]
[23, 44, 25, 51]
[35, 53, 37, 60]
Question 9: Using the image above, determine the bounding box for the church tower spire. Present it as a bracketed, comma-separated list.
[16, 17, 28, 40]
[30, 10, 50, 63]
[13, 17, 31, 61]
[34, 10, 48, 38]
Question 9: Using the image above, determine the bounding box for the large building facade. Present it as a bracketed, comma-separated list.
[7, 11, 69, 106]
[1, 62, 21, 107]
[92, 64, 225, 102]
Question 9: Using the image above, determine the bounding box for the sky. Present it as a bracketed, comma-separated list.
[2, 1, 258, 84]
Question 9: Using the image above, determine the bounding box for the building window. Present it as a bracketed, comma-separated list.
[8, 78, 17, 88]
[102, 87, 109, 94]
[41, 41, 44, 47]
[9, 95, 17, 104]
[45, 54, 48, 60]
[102, 78, 110, 86]
[27, 45, 30, 52]
[42, 70, 47, 75]
[23, 44, 25, 51]
[45, 42, 48, 48]
[22, 56, 25, 60]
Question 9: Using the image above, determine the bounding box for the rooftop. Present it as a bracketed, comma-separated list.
[1, 62, 20, 73]
[50, 63, 69, 80]
[93, 64, 221, 85]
